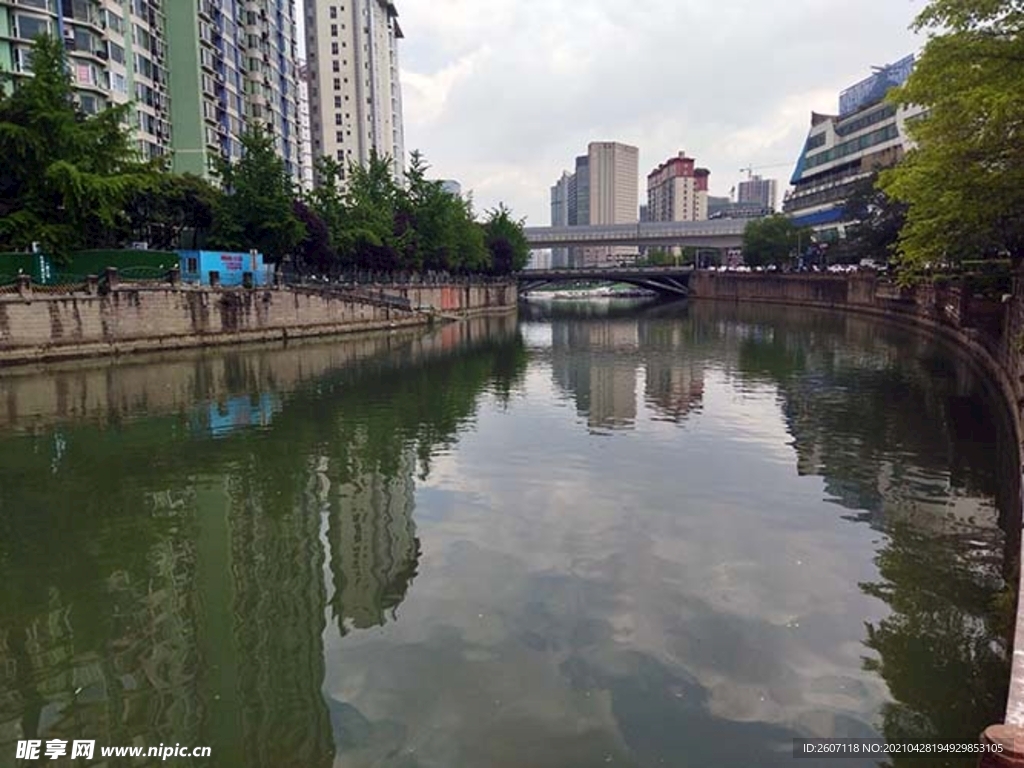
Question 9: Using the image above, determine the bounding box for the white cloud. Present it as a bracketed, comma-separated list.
[396, 0, 926, 223]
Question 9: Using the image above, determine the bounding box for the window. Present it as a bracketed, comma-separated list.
[15, 14, 49, 40]
[335, 113, 342, 125]
[15, 48, 34, 73]
[805, 133, 826, 151]
[330, 6, 337, 18]
[334, 96, 342, 108]
[332, 60, 339, 72]
[106, 10, 124, 34]
[331, 42, 339, 55]
[186, 257, 199, 273]
[333, 78, 341, 90]
[336, 131, 343, 142]
[331, 24, 338, 36]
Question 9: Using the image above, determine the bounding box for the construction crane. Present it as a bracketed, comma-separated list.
[739, 163, 792, 180]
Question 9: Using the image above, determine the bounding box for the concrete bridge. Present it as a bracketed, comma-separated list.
[517, 266, 695, 297]
[523, 219, 748, 249]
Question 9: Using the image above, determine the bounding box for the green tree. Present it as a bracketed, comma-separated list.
[340, 151, 401, 270]
[208, 127, 304, 262]
[482, 204, 530, 274]
[306, 156, 349, 264]
[0, 35, 155, 261]
[451, 194, 489, 273]
[837, 173, 908, 265]
[741, 214, 810, 266]
[879, 0, 1024, 270]
[292, 199, 335, 274]
[401, 151, 489, 273]
[121, 172, 219, 250]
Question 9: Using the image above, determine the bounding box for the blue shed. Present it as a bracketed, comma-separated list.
[178, 250, 274, 287]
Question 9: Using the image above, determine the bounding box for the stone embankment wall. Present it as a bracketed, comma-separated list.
[0, 277, 516, 365]
[0, 312, 518, 431]
[692, 269, 1024, 737]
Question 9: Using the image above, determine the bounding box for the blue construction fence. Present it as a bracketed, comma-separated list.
[178, 250, 274, 287]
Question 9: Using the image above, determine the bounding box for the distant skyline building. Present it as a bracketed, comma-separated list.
[585, 141, 639, 266]
[304, 0, 406, 185]
[550, 171, 572, 268]
[573, 154, 590, 226]
[568, 154, 590, 267]
[547, 143, 638, 267]
[646, 152, 710, 224]
[440, 179, 462, 196]
[737, 174, 777, 212]
[784, 54, 922, 241]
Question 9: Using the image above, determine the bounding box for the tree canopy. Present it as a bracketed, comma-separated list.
[830, 173, 908, 264]
[0, 35, 155, 261]
[742, 214, 811, 266]
[879, 0, 1024, 269]
[0, 36, 530, 276]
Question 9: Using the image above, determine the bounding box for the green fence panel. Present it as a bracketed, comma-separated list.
[69, 250, 178, 275]
[0, 252, 39, 280]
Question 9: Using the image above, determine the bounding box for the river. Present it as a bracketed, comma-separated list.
[0, 299, 1015, 768]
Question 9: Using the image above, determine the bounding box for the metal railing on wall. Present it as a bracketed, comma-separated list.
[283, 269, 513, 287]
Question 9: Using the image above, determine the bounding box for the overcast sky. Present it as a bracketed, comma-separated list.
[392, 0, 925, 225]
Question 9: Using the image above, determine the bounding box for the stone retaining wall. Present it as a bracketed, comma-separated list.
[0, 280, 517, 365]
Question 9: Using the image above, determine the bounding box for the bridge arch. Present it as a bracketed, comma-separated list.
[517, 266, 694, 297]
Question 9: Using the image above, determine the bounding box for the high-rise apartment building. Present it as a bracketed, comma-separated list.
[166, 0, 303, 183]
[0, 0, 170, 160]
[297, 61, 314, 192]
[304, 0, 406, 184]
[589, 142, 639, 226]
[2, 1, 308, 187]
[585, 142, 638, 266]
[646, 152, 710, 223]
[737, 174, 777, 212]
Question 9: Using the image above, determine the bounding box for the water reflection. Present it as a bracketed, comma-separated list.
[543, 300, 705, 430]
[0, 315, 526, 767]
[0, 301, 1015, 768]
[324, 446, 420, 636]
[513, 300, 1012, 766]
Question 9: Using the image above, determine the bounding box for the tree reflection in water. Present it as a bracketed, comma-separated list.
[716, 301, 1013, 763]
[0, 316, 527, 768]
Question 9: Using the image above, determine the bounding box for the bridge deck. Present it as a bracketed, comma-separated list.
[524, 220, 748, 249]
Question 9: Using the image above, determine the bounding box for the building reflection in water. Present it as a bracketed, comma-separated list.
[0, 317, 525, 768]
[316, 442, 420, 637]
[547, 302, 705, 430]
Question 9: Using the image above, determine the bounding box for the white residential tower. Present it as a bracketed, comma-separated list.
[304, 0, 406, 184]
